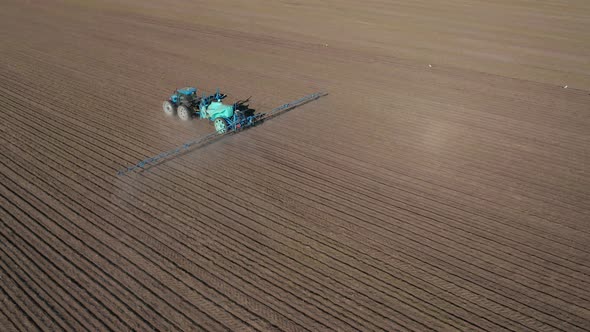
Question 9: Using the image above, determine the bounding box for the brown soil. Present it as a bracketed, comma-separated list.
[1, 0, 589, 331]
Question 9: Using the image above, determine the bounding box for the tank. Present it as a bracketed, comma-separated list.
[205, 101, 234, 120]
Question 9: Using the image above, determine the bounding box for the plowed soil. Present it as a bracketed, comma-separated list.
[1, 0, 590, 331]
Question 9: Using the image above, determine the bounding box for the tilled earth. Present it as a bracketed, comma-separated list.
[1, 0, 589, 331]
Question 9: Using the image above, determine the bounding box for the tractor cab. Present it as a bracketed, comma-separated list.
[177, 87, 197, 95]
[171, 87, 197, 104]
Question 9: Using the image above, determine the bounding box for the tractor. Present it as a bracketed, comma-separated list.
[121, 91, 325, 175]
[162, 87, 224, 121]
[163, 86, 259, 134]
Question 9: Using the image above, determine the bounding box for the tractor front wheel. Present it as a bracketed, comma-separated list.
[214, 118, 228, 134]
[177, 105, 192, 121]
[163, 101, 176, 116]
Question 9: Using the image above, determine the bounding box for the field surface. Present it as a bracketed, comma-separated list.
[1, 0, 590, 331]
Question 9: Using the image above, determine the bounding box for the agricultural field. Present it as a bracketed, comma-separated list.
[1, 0, 590, 331]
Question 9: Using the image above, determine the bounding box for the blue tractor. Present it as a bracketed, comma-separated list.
[163, 86, 261, 134]
[163, 87, 222, 121]
[121, 91, 326, 176]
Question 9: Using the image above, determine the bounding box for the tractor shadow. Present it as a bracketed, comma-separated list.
[135, 133, 233, 175]
[136, 103, 257, 175]
[235, 97, 256, 117]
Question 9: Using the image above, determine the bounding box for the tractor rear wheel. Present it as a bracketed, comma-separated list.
[214, 118, 228, 134]
[177, 105, 192, 121]
[163, 101, 176, 116]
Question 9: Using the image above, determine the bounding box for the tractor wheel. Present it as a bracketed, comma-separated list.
[163, 101, 176, 116]
[214, 118, 228, 134]
[177, 105, 192, 121]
